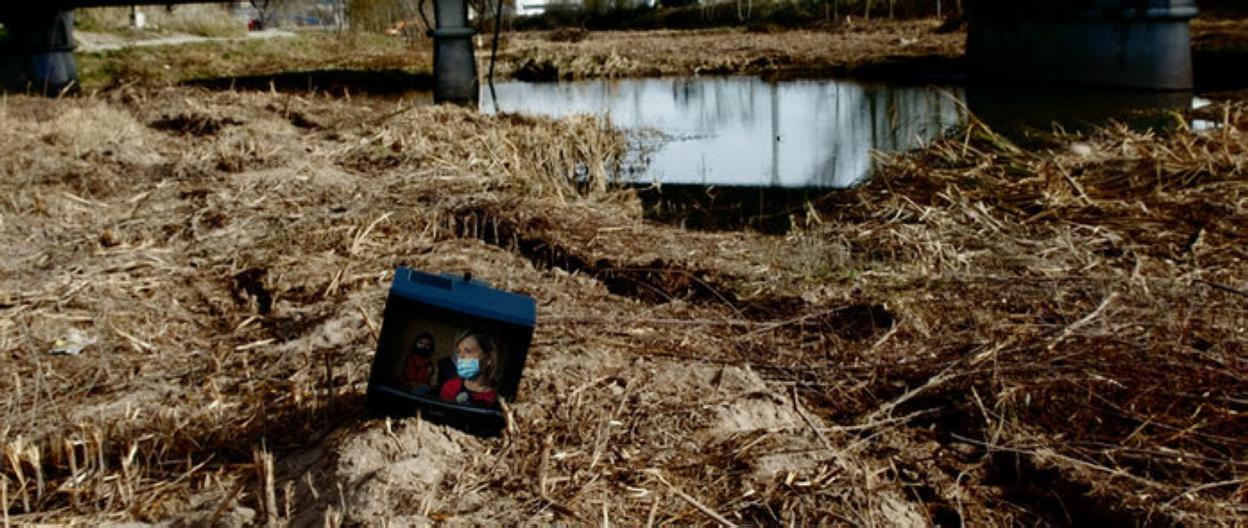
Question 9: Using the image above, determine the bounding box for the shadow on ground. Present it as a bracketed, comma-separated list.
[186, 69, 434, 97]
[1194, 49, 1248, 92]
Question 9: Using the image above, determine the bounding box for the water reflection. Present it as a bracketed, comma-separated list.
[966, 86, 1196, 138]
[487, 77, 967, 189]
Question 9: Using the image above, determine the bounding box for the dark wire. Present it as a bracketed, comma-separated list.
[417, 0, 432, 36]
[487, 0, 504, 112]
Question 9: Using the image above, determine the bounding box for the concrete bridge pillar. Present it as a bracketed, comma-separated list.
[0, 8, 78, 94]
[967, 0, 1198, 90]
[431, 0, 479, 105]
[1, 0, 479, 103]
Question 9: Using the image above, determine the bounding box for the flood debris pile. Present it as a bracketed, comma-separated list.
[0, 86, 1245, 527]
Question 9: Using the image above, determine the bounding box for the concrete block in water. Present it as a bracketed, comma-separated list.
[967, 0, 1198, 90]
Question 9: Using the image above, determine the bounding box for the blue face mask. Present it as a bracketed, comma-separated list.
[455, 357, 481, 379]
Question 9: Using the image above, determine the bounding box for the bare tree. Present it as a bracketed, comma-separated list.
[251, 0, 287, 27]
[736, 0, 752, 22]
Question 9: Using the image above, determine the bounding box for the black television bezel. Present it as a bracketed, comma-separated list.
[365, 290, 533, 437]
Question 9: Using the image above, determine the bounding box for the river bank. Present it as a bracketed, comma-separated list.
[70, 20, 953, 91]
[64, 17, 1248, 99]
[497, 20, 962, 83]
[70, 20, 959, 92]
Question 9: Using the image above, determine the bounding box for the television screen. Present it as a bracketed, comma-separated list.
[367, 269, 535, 436]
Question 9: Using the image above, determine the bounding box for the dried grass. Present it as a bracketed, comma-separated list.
[498, 20, 962, 80]
[791, 109, 1248, 524]
[78, 6, 248, 39]
[0, 86, 1244, 526]
[76, 31, 427, 92]
[0, 88, 629, 525]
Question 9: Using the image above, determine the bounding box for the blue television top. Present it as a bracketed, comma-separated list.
[390, 267, 536, 328]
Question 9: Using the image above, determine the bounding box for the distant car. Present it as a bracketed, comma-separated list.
[248, 19, 264, 31]
[514, 0, 549, 17]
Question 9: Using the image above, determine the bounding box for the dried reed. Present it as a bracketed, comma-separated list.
[0, 86, 1244, 526]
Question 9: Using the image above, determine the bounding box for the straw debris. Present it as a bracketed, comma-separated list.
[0, 86, 1245, 526]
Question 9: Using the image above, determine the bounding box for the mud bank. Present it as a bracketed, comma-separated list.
[498, 21, 963, 84]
